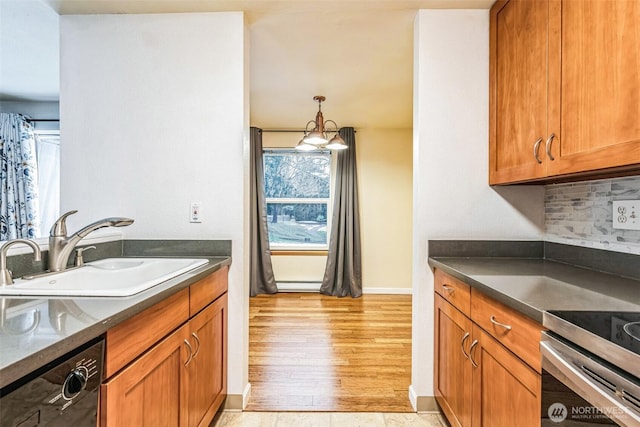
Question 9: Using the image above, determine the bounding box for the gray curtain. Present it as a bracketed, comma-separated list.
[320, 127, 362, 297]
[250, 127, 278, 296]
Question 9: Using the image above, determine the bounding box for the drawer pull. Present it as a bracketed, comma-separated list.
[191, 332, 201, 359]
[461, 332, 470, 359]
[533, 137, 543, 164]
[442, 284, 455, 295]
[469, 339, 479, 368]
[490, 315, 512, 331]
[184, 339, 194, 367]
[545, 133, 556, 161]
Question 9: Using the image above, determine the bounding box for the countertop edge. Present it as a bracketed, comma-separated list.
[428, 257, 544, 324]
[0, 256, 231, 390]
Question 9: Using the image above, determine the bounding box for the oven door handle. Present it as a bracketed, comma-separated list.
[540, 339, 640, 427]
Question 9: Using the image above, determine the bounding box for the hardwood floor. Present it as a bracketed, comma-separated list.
[247, 293, 413, 412]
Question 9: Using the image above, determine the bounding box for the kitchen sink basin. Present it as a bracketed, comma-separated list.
[0, 258, 209, 297]
[89, 259, 145, 270]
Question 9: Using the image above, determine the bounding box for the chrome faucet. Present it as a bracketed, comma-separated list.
[0, 239, 42, 286]
[48, 210, 134, 272]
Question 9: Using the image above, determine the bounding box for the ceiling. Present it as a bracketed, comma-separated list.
[0, 0, 493, 129]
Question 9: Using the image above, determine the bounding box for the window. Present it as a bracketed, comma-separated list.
[263, 149, 332, 250]
[34, 129, 60, 238]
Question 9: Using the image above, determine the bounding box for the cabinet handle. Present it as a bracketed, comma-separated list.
[184, 339, 194, 367]
[490, 315, 512, 331]
[545, 133, 556, 161]
[442, 284, 455, 295]
[461, 332, 470, 360]
[533, 137, 543, 164]
[191, 332, 201, 359]
[469, 339, 479, 368]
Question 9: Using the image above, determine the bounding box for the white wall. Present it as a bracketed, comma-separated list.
[358, 128, 413, 291]
[411, 9, 545, 409]
[60, 12, 250, 404]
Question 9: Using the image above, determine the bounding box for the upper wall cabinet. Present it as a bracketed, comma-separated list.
[490, 0, 550, 184]
[489, 0, 640, 185]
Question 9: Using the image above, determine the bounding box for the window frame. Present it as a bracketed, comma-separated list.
[263, 148, 334, 251]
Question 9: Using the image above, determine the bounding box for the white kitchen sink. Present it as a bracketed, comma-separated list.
[0, 258, 209, 297]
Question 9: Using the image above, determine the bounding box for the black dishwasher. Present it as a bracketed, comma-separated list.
[0, 337, 104, 427]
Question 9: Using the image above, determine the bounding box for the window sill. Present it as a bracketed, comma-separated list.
[270, 250, 328, 256]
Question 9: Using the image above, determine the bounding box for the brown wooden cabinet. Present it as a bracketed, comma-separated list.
[490, 0, 640, 184]
[186, 293, 227, 427]
[434, 293, 473, 427]
[471, 325, 540, 427]
[101, 324, 190, 427]
[489, 0, 550, 184]
[100, 266, 229, 427]
[434, 270, 543, 427]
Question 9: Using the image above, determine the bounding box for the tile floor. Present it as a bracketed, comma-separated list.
[212, 411, 446, 427]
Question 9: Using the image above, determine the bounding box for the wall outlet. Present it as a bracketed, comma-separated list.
[612, 200, 640, 230]
[190, 202, 202, 223]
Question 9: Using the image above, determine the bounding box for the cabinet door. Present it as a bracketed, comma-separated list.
[547, 0, 640, 176]
[187, 294, 227, 427]
[101, 324, 190, 427]
[470, 325, 540, 427]
[434, 294, 473, 427]
[489, 0, 550, 184]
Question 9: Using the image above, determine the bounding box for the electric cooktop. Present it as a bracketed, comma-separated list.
[544, 310, 640, 379]
[548, 311, 640, 356]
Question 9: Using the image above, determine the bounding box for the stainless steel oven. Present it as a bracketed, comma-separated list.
[541, 311, 640, 426]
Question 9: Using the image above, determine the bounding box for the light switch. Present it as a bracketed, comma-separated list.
[190, 202, 202, 223]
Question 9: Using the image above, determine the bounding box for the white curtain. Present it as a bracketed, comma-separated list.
[36, 133, 60, 235]
[0, 113, 41, 240]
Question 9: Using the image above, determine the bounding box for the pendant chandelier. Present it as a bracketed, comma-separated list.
[295, 95, 347, 151]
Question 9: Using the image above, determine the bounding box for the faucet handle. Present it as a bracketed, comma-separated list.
[50, 210, 78, 237]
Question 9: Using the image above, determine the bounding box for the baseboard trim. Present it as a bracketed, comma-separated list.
[224, 382, 251, 410]
[363, 287, 412, 295]
[409, 385, 438, 412]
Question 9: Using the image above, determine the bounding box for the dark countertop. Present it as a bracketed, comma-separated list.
[428, 256, 640, 324]
[0, 256, 231, 389]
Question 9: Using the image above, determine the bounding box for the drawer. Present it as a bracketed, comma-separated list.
[470, 288, 543, 373]
[434, 269, 471, 316]
[105, 288, 190, 378]
[190, 266, 229, 317]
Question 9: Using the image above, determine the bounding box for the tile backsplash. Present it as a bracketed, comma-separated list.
[545, 176, 640, 254]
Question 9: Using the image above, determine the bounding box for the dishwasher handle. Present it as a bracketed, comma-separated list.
[540, 337, 640, 427]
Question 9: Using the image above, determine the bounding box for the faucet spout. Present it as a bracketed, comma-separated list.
[48, 211, 134, 272]
[74, 217, 135, 239]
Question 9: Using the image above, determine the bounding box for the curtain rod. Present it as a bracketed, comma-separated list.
[26, 118, 60, 122]
[260, 128, 356, 133]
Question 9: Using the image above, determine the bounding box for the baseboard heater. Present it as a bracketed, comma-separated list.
[276, 282, 321, 292]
